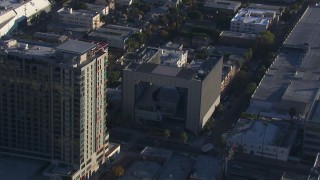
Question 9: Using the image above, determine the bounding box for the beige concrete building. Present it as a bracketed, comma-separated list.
[122, 50, 222, 133]
[57, 8, 101, 30]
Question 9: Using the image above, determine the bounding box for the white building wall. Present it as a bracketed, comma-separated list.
[0, 17, 17, 37]
[229, 140, 290, 161]
[58, 9, 100, 29]
[230, 21, 268, 34]
[0, 0, 51, 37]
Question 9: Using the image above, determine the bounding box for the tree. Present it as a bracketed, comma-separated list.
[160, 30, 169, 39]
[144, 29, 152, 36]
[73, 2, 88, 10]
[160, 15, 168, 26]
[187, 11, 203, 19]
[234, 70, 248, 91]
[180, 131, 188, 144]
[235, 59, 244, 69]
[169, 22, 177, 31]
[289, 108, 296, 119]
[108, 71, 121, 85]
[182, 0, 193, 5]
[256, 31, 275, 47]
[163, 129, 170, 141]
[112, 166, 124, 177]
[216, 103, 224, 115]
[204, 118, 214, 130]
[195, 48, 209, 59]
[244, 48, 253, 61]
[244, 83, 257, 95]
[126, 32, 145, 51]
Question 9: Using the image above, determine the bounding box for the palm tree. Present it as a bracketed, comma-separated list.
[163, 129, 170, 141]
[180, 131, 188, 144]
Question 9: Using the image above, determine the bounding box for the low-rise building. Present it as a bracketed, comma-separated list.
[230, 8, 276, 34]
[190, 155, 223, 180]
[249, 3, 285, 16]
[57, 8, 101, 30]
[88, 24, 141, 49]
[86, 3, 109, 16]
[159, 155, 194, 180]
[192, 36, 211, 48]
[33, 32, 68, 44]
[142, 0, 181, 7]
[120, 46, 187, 67]
[227, 119, 298, 161]
[159, 48, 188, 67]
[118, 161, 162, 180]
[161, 41, 183, 51]
[140, 147, 173, 163]
[0, 0, 51, 37]
[281, 172, 308, 180]
[204, 0, 241, 13]
[247, 6, 320, 120]
[304, 101, 320, 158]
[219, 31, 257, 47]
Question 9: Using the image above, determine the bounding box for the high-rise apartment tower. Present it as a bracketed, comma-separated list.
[0, 39, 118, 180]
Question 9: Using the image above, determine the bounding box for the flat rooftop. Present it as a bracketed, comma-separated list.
[119, 161, 162, 180]
[249, 3, 285, 13]
[284, 6, 320, 46]
[140, 147, 173, 161]
[190, 155, 223, 180]
[204, 0, 241, 10]
[232, 8, 275, 25]
[58, 8, 98, 17]
[56, 39, 96, 54]
[0, 155, 49, 180]
[250, 6, 320, 116]
[220, 31, 257, 39]
[0, 40, 55, 57]
[85, 3, 108, 11]
[126, 56, 220, 81]
[158, 155, 194, 180]
[228, 119, 297, 147]
[89, 24, 139, 40]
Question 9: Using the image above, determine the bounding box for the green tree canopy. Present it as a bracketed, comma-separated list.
[195, 48, 209, 59]
[244, 48, 253, 61]
[187, 11, 203, 19]
[257, 31, 275, 46]
[108, 71, 121, 84]
[160, 30, 169, 39]
[163, 129, 170, 140]
[245, 83, 257, 95]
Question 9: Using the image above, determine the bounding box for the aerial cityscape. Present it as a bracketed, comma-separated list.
[0, 0, 319, 179]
